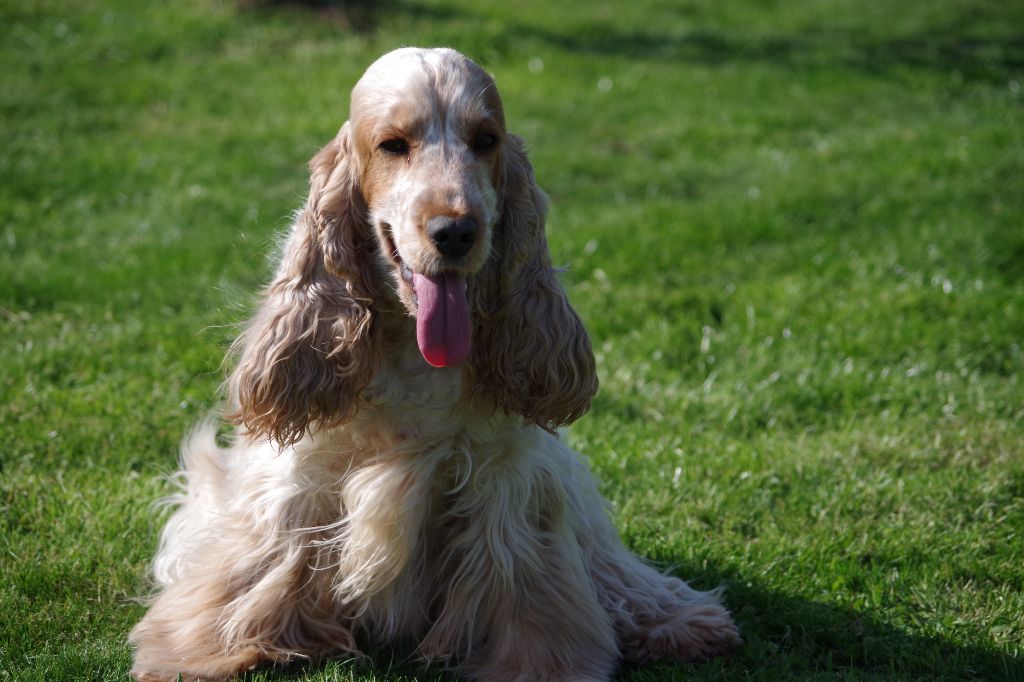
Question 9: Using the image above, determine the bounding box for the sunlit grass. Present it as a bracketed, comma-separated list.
[2, 0, 1022, 679]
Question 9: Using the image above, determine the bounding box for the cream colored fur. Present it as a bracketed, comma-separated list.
[130, 47, 739, 681]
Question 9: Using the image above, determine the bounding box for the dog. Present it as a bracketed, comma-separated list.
[129, 47, 740, 681]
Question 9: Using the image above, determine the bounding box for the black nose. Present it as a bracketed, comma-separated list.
[426, 215, 478, 259]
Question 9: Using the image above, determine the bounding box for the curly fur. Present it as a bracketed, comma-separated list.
[130, 47, 740, 682]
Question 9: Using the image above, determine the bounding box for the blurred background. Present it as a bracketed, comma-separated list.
[2, 0, 1022, 679]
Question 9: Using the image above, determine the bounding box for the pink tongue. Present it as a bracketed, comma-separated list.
[412, 272, 471, 367]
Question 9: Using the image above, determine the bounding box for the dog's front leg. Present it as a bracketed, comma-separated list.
[131, 527, 359, 682]
[130, 432, 359, 681]
[416, 428, 619, 681]
[129, 553, 276, 682]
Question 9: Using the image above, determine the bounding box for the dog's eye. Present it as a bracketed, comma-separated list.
[378, 138, 409, 155]
[472, 132, 497, 152]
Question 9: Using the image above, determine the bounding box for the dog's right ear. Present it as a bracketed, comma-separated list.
[227, 122, 379, 447]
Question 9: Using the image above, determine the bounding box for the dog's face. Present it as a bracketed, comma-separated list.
[227, 47, 597, 445]
[349, 48, 505, 367]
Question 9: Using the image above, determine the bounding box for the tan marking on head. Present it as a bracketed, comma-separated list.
[344, 48, 507, 313]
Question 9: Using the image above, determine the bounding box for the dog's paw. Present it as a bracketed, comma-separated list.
[621, 599, 741, 664]
[130, 643, 266, 681]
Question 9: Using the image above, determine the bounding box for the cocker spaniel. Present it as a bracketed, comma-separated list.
[129, 47, 740, 681]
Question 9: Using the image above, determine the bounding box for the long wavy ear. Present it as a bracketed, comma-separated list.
[468, 135, 598, 430]
[226, 122, 379, 446]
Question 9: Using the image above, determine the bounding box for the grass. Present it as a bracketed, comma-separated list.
[2, 0, 1023, 679]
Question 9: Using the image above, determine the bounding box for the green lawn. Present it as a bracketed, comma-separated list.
[2, 0, 1023, 679]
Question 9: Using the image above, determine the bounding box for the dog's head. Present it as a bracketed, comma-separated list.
[228, 48, 597, 446]
[349, 48, 503, 367]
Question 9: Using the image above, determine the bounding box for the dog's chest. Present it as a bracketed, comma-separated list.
[362, 341, 471, 439]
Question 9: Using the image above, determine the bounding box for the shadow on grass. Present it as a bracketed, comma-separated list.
[237, 560, 1020, 681]
[264, 0, 1020, 85]
[672, 566, 1023, 681]
[240, 0, 400, 33]
[239, 0, 463, 34]
[235, 0, 1022, 84]
[501, 13, 1022, 86]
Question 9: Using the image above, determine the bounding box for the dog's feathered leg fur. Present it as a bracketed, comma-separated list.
[414, 427, 619, 681]
[129, 427, 359, 681]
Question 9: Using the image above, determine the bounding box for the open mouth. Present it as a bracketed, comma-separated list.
[399, 261, 415, 299]
[381, 225, 472, 368]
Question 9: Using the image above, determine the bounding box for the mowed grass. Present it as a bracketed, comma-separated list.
[2, 0, 1023, 679]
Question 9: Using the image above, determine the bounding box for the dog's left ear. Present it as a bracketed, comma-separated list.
[468, 135, 598, 430]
